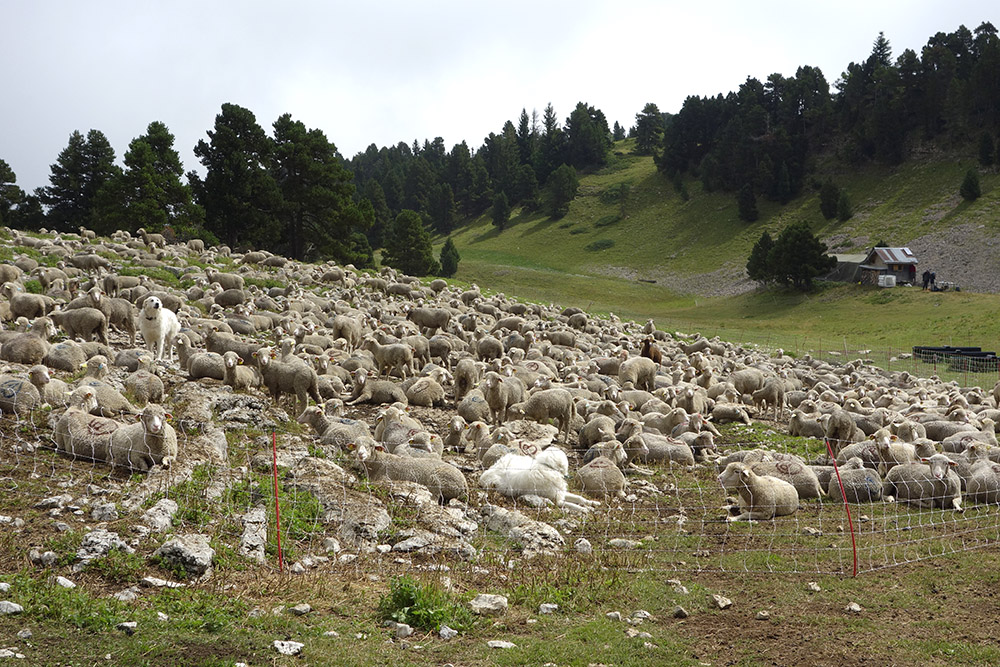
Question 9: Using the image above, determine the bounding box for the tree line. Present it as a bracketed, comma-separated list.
[0, 22, 997, 276]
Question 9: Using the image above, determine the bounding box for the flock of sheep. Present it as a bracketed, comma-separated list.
[2, 224, 1000, 565]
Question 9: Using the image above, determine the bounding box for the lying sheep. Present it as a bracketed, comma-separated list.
[966, 453, 1000, 505]
[506, 388, 576, 442]
[0, 317, 56, 365]
[788, 410, 827, 439]
[345, 368, 407, 407]
[49, 307, 109, 346]
[480, 447, 600, 512]
[457, 389, 491, 424]
[748, 459, 823, 499]
[28, 364, 70, 407]
[710, 402, 752, 425]
[639, 430, 695, 467]
[69, 380, 139, 418]
[109, 403, 178, 471]
[883, 454, 963, 511]
[138, 296, 180, 361]
[578, 414, 617, 451]
[222, 351, 260, 391]
[717, 461, 800, 522]
[575, 456, 627, 499]
[53, 387, 120, 463]
[352, 440, 467, 502]
[442, 415, 468, 452]
[826, 457, 883, 503]
[403, 376, 446, 407]
[297, 405, 372, 449]
[0, 374, 41, 418]
[123, 354, 164, 406]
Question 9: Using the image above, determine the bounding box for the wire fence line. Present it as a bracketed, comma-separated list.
[3, 410, 998, 581]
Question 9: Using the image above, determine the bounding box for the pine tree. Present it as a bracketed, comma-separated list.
[819, 179, 840, 219]
[382, 209, 439, 276]
[439, 237, 460, 277]
[491, 191, 510, 231]
[746, 231, 774, 284]
[837, 190, 853, 221]
[634, 103, 664, 155]
[960, 169, 981, 201]
[979, 132, 995, 167]
[768, 221, 836, 290]
[545, 164, 578, 218]
[737, 183, 758, 222]
[41, 129, 120, 232]
[0, 159, 25, 227]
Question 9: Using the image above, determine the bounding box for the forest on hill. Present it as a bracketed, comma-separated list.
[0, 22, 997, 277]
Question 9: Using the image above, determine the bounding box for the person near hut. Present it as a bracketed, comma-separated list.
[922, 269, 931, 290]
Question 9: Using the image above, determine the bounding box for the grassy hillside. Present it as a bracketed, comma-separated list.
[439, 140, 1000, 356]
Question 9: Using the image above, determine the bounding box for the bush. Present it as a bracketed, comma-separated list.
[960, 169, 981, 201]
[585, 239, 615, 251]
[377, 576, 475, 632]
[594, 215, 621, 228]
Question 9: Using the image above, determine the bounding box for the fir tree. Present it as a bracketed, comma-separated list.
[960, 169, 981, 201]
[439, 237, 460, 277]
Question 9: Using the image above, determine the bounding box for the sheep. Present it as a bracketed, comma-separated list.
[825, 408, 865, 454]
[64, 286, 137, 345]
[27, 364, 70, 407]
[256, 347, 322, 417]
[393, 432, 444, 459]
[345, 368, 407, 407]
[71, 374, 139, 418]
[403, 376, 446, 407]
[966, 453, 1000, 505]
[788, 410, 827, 439]
[205, 330, 261, 369]
[457, 388, 491, 423]
[751, 377, 786, 421]
[874, 433, 923, 476]
[505, 388, 576, 442]
[49, 307, 109, 346]
[675, 430, 717, 462]
[883, 454, 963, 511]
[363, 336, 414, 378]
[138, 296, 180, 361]
[729, 368, 765, 395]
[297, 405, 372, 449]
[108, 404, 177, 471]
[717, 461, 800, 522]
[639, 337, 662, 365]
[575, 456, 627, 499]
[826, 457, 883, 503]
[2, 282, 55, 319]
[66, 253, 112, 273]
[618, 356, 657, 392]
[406, 306, 451, 335]
[710, 402, 752, 425]
[638, 430, 695, 467]
[222, 350, 260, 391]
[482, 371, 525, 425]
[0, 374, 41, 418]
[174, 334, 225, 380]
[0, 317, 56, 365]
[442, 415, 468, 452]
[747, 459, 823, 499]
[51, 387, 115, 460]
[123, 354, 164, 406]
[941, 419, 998, 452]
[205, 268, 245, 291]
[351, 440, 468, 502]
[578, 414, 617, 451]
[454, 358, 481, 400]
[480, 447, 600, 512]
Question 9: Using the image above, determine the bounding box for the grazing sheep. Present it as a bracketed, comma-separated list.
[0, 374, 41, 418]
[49, 307, 109, 346]
[729, 368, 765, 395]
[717, 461, 800, 522]
[109, 403, 177, 471]
[826, 457, 883, 503]
[480, 447, 600, 512]
[454, 358, 481, 400]
[475, 333, 504, 362]
[345, 368, 406, 407]
[363, 337, 414, 378]
[351, 441, 468, 502]
[297, 405, 372, 449]
[138, 296, 180, 361]
[123, 354, 164, 406]
[575, 456, 627, 499]
[53, 387, 120, 463]
[618, 356, 657, 392]
[883, 454, 963, 511]
[0, 317, 56, 365]
[751, 377, 786, 421]
[222, 351, 260, 391]
[257, 347, 322, 417]
[505, 388, 576, 442]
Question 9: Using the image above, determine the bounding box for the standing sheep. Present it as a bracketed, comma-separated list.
[256, 347, 322, 417]
[49, 307, 109, 346]
[482, 371, 525, 425]
[506, 388, 576, 443]
[222, 351, 260, 391]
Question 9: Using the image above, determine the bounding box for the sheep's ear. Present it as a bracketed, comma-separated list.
[890, 434, 898, 441]
[374, 444, 386, 452]
[238, 357, 244, 365]
[920, 457, 930, 463]
[947, 460, 958, 466]
[346, 442, 356, 451]
[164, 413, 172, 420]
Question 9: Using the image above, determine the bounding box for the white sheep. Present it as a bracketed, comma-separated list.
[883, 454, 963, 511]
[717, 461, 800, 522]
[53, 387, 121, 463]
[575, 456, 627, 498]
[506, 388, 576, 442]
[826, 457, 883, 503]
[297, 405, 372, 449]
[351, 441, 468, 502]
[479, 446, 600, 513]
[139, 296, 180, 361]
[222, 350, 260, 391]
[109, 403, 178, 471]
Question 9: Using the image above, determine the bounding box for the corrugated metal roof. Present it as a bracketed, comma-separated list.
[871, 247, 918, 264]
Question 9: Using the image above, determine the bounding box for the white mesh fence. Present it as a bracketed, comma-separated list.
[3, 405, 998, 580]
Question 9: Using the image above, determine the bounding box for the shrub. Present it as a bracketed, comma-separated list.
[960, 169, 981, 201]
[377, 576, 475, 632]
[585, 239, 615, 251]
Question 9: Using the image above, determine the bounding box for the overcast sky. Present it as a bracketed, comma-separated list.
[3, 1, 995, 193]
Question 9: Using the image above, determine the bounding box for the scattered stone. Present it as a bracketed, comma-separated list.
[35, 494, 72, 510]
[239, 507, 267, 564]
[487, 640, 516, 649]
[16, 629, 31, 639]
[75, 530, 134, 571]
[711, 594, 733, 610]
[470, 593, 508, 616]
[672, 606, 689, 619]
[755, 610, 771, 621]
[845, 602, 863, 614]
[667, 579, 689, 595]
[0, 602, 24, 615]
[153, 534, 214, 578]
[156, 612, 169, 622]
[807, 582, 822, 592]
[608, 538, 642, 549]
[606, 611, 623, 621]
[0, 584, 10, 593]
[116, 621, 137, 636]
[394, 623, 413, 639]
[538, 603, 558, 614]
[0, 648, 24, 658]
[574, 538, 593, 554]
[439, 625, 458, 640]
[0, 516, 14, 525]
[338, 554, 357, 565]
[323, 630, 340, 637]
[323, 537, 342, 554]
[289, 604, 312, 616]
[54, 576, 75, 589]
[90, 503, 118, 522]
[631, 610, 653, 620]
[140, 577, 184, 589]
[273, 640, 304, 656]
[289, 562, 306, 574]
[112, 587, 140, 602]
[802, 526, 822, 536]
[142, 499, 179, 532]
